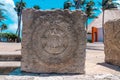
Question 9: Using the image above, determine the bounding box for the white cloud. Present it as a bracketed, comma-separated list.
[7, 23, 18, 33]
[0, 0, 18, 33]
[1, 0, 15, 7]
[1, 0, 17, 22]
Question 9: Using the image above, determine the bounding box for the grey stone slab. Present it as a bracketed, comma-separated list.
[104, 19, 120, 66]
[22, 9, 86, 74]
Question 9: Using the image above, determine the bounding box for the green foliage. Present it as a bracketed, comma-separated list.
[72, 0, 97, 30]
[33, 5, 40, 10]
[73, 0, 87, 9]
[85, 0, 95, 17]
[51, 8, 55, 10]
[85, 0, 98, 30]
[0, 3, 5, 22]
[0, 3, 6, 32]
[97, 0, 120, 42]
[15, 1, 26, 43]
[64, 0, 72, 9]
[15, 1, 26, 10]
[87, 39, 92, 43]
[98, 0, 120, 10]
[14, 1, 26, 15]
[63, 0, 97, 31]
[0, 33, 19, 42]
[0, 11, 5, 22]
[0, 3, 4, 6]
[0, 24, 7, 32]
[66, 0, 97, 19]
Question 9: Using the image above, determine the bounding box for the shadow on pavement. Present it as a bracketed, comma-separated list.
[15, 49, 21, 51]
[9, 68, 82, 76]
[97, 63, 120, 72]
[87, 47, 104, 51]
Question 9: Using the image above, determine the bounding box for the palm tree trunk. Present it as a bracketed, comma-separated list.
[0, 29, 2, 42]
[17, 12, 22, 43]
[16, 15, 19, 35]
[86, 18, 88, 32]
[17, 14, 20, 42]
[102, 9, 105, 43]
[17, 0, 23, 43]
[76, 0, 81, 9]
[16, 27, 18, 35]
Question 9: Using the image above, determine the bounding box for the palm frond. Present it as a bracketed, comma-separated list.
[1, 24, 7, 31]
[0, 3, 4, 6]
[64, 0, 72, 9]
[15, 1, 26, 11]
[0, 3, 6, 22]
[33, 5, 40, 10]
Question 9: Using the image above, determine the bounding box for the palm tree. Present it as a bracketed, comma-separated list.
[85, 0, 97, 31]
[0, 24, 7, 33]
[33, 5, 40, 10]
[73, 0, 97, 31]
[0, 3, 5, 22]
[0, 24, 7, 41]
[15, 1, 26, 42]
[98, 0, 119, 42]
[0, 10, 5, 22]
[63, 0, 72, 9]
[73, 0, 88, 9]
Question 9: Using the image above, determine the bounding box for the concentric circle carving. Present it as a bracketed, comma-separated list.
[32, 22, 78, 65]
[113, 31, 120, 49]
[41, 28, 68, 55]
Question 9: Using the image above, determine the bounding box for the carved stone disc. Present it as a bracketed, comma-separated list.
[32, 22, 78, 64]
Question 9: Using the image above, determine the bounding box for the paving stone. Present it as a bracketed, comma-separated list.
[0, 52, 21, 61]
[0, 74, 120, 80]
[0, 61, 20, 75]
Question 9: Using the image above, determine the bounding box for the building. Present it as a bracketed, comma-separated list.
[88, 9, 120, 42]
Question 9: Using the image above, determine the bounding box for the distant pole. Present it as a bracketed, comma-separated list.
[76, 0, 81, 9]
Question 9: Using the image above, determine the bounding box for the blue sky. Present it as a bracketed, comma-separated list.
[0, 0, 120, 33]
[0, 0, 17, 33]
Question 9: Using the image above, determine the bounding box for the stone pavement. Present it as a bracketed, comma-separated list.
[0, 42, 120, 79]
[86, 42, 120, 75]
[0, 74, 120, 80]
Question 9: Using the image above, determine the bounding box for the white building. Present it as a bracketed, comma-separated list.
[88, 9, 120, 42]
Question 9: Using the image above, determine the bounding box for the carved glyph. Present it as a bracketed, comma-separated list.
[22, 9, 86, 73]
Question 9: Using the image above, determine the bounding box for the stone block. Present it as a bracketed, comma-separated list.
[21, 9, 86, 74]
[104, 19, 120, 66]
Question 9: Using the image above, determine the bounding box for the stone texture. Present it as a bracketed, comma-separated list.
[21, 9, 86, 74]
[1, 74, 120, 80]
[104, 19, 120, 66]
